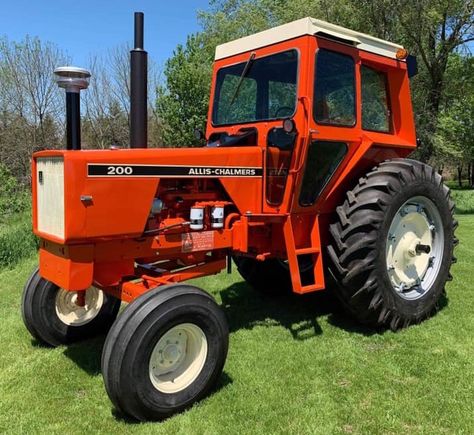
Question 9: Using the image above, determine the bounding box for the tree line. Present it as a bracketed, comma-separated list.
[0, 39, 161, 183]
[1, 0, 473, 186]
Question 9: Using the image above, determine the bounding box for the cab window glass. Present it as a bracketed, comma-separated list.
[314, 50, 355, 126]
[216, 76, 257, 124]
[213, 50, 298, 125]
[299, 141, 347, 206]
[361, 65, 391, 132]
[266, 128, 296, 205]
[269, 80, 297, 118]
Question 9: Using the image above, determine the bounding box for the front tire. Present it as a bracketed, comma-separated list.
[101, 284, 229, 421]
[327, 159, 458, 330]
[21, 269, 121, 347]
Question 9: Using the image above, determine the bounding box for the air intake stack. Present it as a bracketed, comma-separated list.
[54, 66, 91, 150]
[130, 11, 148, 148]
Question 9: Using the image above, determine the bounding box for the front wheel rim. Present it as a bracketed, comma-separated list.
[149, 323, 208, 394]
[55, 287, 104, 326]
[386, 196, 445, 300]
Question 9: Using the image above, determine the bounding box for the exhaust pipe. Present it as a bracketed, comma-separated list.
[54, 67, 91, 150]
[130, 12, 148, 148]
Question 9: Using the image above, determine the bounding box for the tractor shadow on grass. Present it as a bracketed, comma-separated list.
[62, 335, 108, 376]
[220, 280, 450, 339]
[110, 371, 233, 424]
[219, 280, 379, 340]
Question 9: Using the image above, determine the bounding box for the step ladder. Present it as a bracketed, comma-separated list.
[283, 215, 325, 294]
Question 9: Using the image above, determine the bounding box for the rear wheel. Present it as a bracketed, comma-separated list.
[233, 255, 313, 293]
[327, 159, 458, 330]
[21, 269, 121, 347]
[101, 284, 229, 421]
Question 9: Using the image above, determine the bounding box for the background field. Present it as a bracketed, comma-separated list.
[0, 196, 473, 434]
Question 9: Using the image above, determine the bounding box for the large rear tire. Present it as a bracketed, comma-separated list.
[233, 255, 313, 293]
[21, 269, 121, 347]
[101, 284, 229, 421]
[327, 159, 458, 330]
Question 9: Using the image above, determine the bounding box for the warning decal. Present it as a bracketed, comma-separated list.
[181, 231, 215, 253]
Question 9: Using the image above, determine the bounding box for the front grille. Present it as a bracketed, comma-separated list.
[36, 157, 65, 239]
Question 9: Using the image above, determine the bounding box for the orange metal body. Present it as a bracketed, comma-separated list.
[32, 34, 416, 301]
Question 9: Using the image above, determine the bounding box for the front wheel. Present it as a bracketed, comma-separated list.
[21, 269, 121, 347]
[327, 159, 458, 330]
[101, 284, 229, 421]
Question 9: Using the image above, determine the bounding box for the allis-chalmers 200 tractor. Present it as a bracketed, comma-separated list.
[22, 13, 457, 420]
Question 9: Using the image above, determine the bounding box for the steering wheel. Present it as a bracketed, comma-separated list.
[220, 129, 256, 147]
[274, 106, 294, 118]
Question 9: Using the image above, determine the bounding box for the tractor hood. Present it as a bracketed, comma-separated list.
[32, 147, 263, 243]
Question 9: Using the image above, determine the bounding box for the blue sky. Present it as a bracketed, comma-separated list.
[0, 0, 211, 68]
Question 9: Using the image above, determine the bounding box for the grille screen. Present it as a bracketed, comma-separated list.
[36, 157, 65, 239]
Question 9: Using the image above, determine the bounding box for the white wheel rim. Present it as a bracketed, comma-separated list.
[386, 196, 444, 300]
[55, 287, 104, 326]
[149, 323, 208, 394]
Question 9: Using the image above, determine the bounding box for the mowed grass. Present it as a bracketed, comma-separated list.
[0, 218, 473, 434]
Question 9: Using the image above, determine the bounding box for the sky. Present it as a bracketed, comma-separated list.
[0, 0, 211, 68]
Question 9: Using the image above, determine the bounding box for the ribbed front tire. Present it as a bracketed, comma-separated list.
[327, 159, 458, 330]
[21, 269, 121, 347]
[101, 284, 229, 421]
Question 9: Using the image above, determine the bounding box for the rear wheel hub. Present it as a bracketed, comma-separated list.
[386, 196, 444, 300]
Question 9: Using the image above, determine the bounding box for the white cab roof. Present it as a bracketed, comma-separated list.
[215, 17, 404, 60]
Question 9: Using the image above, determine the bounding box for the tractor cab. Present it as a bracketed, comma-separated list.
[206, 17, 417, 213]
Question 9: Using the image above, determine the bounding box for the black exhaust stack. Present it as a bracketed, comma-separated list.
[130, 12, 148, 148]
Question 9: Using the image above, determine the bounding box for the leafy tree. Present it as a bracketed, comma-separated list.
[156, 35, 213, 146]
[0, 163, 29, 220]
[434, 54, 474, 185]
[0, 36, 66, 181]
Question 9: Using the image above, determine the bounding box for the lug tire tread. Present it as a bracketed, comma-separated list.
[327, 158, 457, 330]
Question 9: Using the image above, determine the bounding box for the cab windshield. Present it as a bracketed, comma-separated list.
[212, 50, 298, 126]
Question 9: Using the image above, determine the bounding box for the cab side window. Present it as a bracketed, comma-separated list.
[314, 49, 355, 127]
[361, 65, 391, 132]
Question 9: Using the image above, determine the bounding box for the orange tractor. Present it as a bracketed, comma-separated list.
[22, 13, 457, 420]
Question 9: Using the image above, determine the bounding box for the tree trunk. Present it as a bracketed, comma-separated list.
[457, 164, 463, 188]
[471, 161, 474, 187]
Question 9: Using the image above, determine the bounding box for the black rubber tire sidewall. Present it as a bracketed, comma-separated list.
[21, 269, 121, 347]
[326, 159, 457, 329]
[233, 255, 313, 293]
[102, 285, 229, 421]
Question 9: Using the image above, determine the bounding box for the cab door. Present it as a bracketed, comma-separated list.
[293, 36, 362, 214]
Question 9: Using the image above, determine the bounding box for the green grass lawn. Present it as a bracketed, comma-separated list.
[1, 216, 473, 434]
